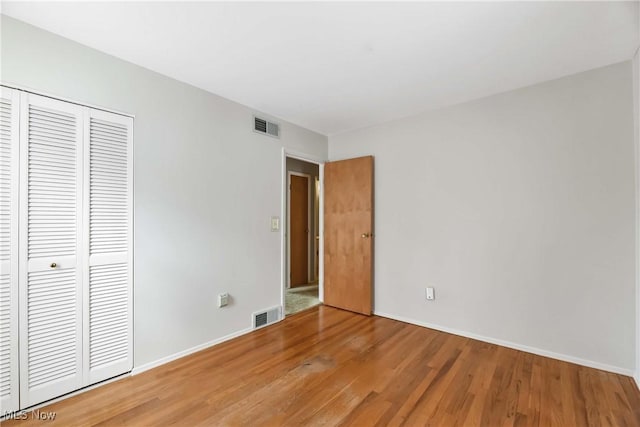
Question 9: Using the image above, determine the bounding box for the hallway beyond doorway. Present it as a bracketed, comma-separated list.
[285, 284, 319, 316]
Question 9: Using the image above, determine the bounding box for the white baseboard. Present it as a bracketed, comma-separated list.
[635, 371, 640, 389]
[132, 326, 253, 376]
[374, 311, 634, 377]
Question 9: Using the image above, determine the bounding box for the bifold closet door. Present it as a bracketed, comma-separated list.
[9, 90, 132, 409]
[1, 88, 20, 412]
[84, 109, 133, 384]
[19, 93, 84, 408]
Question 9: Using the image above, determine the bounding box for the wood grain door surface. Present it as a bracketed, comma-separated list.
[323, 156, 374, 315]
[290, 174, 309, 287]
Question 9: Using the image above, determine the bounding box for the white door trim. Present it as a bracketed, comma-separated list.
[281, 149, 325, 314]
[313, 176, 320, 283]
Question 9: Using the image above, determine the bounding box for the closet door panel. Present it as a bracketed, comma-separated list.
[85, 109, 132, 384]
[19, 93, 84, 408]
[0, 87, 20, 412]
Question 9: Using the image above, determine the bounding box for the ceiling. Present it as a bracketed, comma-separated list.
[2, 2, 638, 136]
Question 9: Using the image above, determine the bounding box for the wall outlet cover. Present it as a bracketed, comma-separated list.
[426, 287, 435, 300]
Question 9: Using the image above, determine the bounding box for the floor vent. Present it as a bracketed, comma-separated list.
[253, 306, 281, 329]
[254, 116, 280, 138]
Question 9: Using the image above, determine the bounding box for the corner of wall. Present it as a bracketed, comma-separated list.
[634, 47, 640, 389]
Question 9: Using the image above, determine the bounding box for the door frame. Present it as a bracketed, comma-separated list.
[287, 171, 312, 288]
[281, 149, 325, 313]
[313, 176, 320, 283]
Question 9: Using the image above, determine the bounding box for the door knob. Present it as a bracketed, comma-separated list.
[361, 233, 370, 238]
[50, 262, 57, 269]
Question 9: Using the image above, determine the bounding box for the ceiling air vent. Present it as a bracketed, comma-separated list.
[253, 306, 281, 329]
[254, 116, 280, 138]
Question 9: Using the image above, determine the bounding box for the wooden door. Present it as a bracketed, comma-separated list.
[290, 174, 309, 286]
[324, 156, 374, 315]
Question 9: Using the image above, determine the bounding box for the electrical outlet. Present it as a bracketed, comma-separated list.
[426, 287, 435, 300]
[218, 293, 229, 307]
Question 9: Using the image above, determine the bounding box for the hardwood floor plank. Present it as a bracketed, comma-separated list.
[3, 305, 639, 427]
[337, 392, 392, 427]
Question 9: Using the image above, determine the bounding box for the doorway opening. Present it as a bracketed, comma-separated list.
[284, 155, 321, 316]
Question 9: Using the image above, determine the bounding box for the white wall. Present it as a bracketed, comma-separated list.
[0, 16, 328, 368]
[330, 62, 636, 374]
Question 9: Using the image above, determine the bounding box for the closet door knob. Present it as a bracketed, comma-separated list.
[50, 263, 57, 269]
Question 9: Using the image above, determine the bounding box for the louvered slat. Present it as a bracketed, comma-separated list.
[0, 97, 12, 263]
[0, 90, 19, 413]
[0, 274, 11, 398]
[28, 105, 77, 259]
[89, 263, 128, 369]
[90, 118, 128, 255]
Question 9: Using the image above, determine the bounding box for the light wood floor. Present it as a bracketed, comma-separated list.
[4, 305, 640, 426]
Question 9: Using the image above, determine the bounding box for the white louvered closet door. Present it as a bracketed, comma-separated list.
[19, 93, 84, 408]
[84, 109, 133, 384]
[0, 88, 20, 412]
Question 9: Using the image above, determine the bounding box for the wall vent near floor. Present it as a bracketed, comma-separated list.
[253, 116, 280, 138]
[252, 306, 282, 329]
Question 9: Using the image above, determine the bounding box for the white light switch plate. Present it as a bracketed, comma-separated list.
[270, 216, 280, 232]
